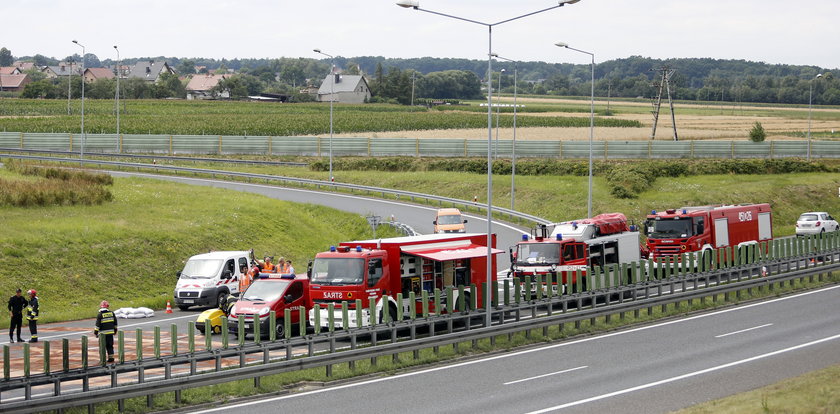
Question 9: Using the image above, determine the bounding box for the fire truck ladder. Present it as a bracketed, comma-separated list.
[649, 66, 679, 141]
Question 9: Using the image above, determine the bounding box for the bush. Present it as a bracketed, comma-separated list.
[606, 167, 650, 199]
[749, 122, 766, 142]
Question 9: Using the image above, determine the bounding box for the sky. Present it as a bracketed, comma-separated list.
[3, 0, 839, 70]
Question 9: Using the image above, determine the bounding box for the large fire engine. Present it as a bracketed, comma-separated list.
[509, 213, 642, 291]
[644, 204, 773, 260]
[308, 233, 501, 329]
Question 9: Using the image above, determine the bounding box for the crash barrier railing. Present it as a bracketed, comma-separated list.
[381, 221, 419, 237]
[1, 232, 838, 413]
[2, 132, 839, 159]
[0, 154, 552, 227]
[0, 147, 308, 167]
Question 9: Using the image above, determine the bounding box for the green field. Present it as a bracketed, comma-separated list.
[0, 99, 641, 135]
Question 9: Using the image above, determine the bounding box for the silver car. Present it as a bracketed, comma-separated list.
[795, 212, 839, 236]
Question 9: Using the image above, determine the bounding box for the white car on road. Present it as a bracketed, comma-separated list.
[795, 212, 839, 236]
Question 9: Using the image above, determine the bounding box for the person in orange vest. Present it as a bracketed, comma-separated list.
[261, 256, 274, 272]
[277, 257, 290, 274]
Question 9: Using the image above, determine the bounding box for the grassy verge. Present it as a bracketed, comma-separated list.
[61, 273, 840, 413]
[0, 169, 398, 324]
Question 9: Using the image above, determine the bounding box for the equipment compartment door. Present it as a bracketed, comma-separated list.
[758, 212, 772, 240]
[714, 218, 729, 247]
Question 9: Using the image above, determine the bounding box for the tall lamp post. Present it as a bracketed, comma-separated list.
[807, 73, 823, 162]
[556, 42, 594, 218]
[494, 55, 519, 210]
[72, 40, 86, 161]
[494, 68, 505, 159]
[398, 0, 582, 327]
[67, 58, 72, 115]
[114, 45, 121, 153]
[313, 49, 335, 181]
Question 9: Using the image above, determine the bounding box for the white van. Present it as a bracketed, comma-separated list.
[174, 251, 252, 310]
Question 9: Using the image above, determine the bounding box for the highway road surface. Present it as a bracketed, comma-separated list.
[190, 285, 840, 414]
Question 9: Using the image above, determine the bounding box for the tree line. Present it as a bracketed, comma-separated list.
[4, 47, 838, 105]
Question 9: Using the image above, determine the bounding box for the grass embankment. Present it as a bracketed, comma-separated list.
[0, 166, 395, 324]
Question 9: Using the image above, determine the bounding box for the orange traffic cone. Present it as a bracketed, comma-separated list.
[165, 300, 173, 314]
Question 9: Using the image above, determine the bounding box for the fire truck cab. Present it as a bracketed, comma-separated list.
[308, 233, 501, 329]
[510, 213, 642, 291]
[645, 203, 772, 260]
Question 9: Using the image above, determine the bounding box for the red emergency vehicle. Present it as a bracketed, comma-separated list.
[307, 233, 502, 329]
[644, 204, 773, 259]
[510, 213, 642, 291]
[227, 273, 309, 338]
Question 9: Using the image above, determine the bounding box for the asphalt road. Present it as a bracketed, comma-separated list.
[192, 285, 840, 414]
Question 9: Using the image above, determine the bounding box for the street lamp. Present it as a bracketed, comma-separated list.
[67, 57, 72, 115]
[494, 68, 505, 159]
[556, 41, 595, 218]
[72, 40, 86, 161]
[313, 48, 335, 181]
[398, 0, 582, 327]
[494, 55, 519, 210]
[807, 73, 823, 161]
[114, 45, 120, 153]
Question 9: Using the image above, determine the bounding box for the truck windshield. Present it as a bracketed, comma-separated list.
[180, 259, 222, 279]
[311, 258, 365, 286]
[516, 242, 561, 265]
[647, 218, 693, 238]
[242, 280, 290, 303]
[438, 214, 462, 225]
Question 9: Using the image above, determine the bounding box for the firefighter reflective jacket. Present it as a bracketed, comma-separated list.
[25, 297, 39, 321]
[95, 308, 118, 335]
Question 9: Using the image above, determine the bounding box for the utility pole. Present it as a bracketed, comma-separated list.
[649, 66, 678, 141]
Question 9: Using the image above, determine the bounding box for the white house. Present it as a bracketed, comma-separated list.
[316, 73, 371, 104]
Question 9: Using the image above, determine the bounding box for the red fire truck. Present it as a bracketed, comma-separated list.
[509, 213, 642, 292]
[307, 233, 501, 329]
[644, 204, 773, 260]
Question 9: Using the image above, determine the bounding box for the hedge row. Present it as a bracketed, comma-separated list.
[2, 160, 114, 206]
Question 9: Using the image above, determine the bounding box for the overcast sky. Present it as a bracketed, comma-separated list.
[4, 0, 838, 70]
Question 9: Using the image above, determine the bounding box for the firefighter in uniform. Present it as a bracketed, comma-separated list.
[94, 300, 118, 363]
[219, 292, 237, 317]
[25, 289, 39, 343]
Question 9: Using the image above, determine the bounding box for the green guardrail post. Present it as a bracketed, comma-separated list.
[473, 283, 480, 309]
[153, 326, 160, 359]
[383, 295, 392, 322]
[631, 262, 639, 284]
[356, 299, 363, 327]
[514, 279, 521, 303]
[135, 328, 143, 361]
[187, 322, 195, 354]
[99, 334, 107, 366]
[283, 309, 291, 340]
[503, 279, 511, 305]
[524, 277, 532, 301]
[237, 315, 245, 346]
[221, 317, 229, 349]
[368, 298, 376, 326]
[62, 338, 70, 372]
[409, 291, 416, 320]
[576, 269, 584, 293]
[204, 320, 212, 350]
[446, 287, 454, 313]
[421, 291, 430, 317]
[492, 280, 500, 306]
[43, 341, 50, 374]
[81, 335, 88, 371]
[254, 314, 262, 344]
[341, 302, 350, 330]
[3, 345, 9, 380]
[535, 276, 543, 300]
[23, 343, 30, 377]
[118, 330, 125, 364]
[433, 289, 441, 315]
[396, 293, 404, 320]
[269, 310, 277, 341]
[327, 303, 335, 333]
[314, 305, 323, 334]
[171, 324, 178, 355]
[593, 266, 601, 290]
[545, 274, 553, 299]
[456, 286, 465, 312]
[299, 305, 306, 336]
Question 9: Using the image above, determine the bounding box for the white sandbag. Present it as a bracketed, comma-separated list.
[114, 307, 155, 319]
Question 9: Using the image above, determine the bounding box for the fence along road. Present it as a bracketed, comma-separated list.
[2, 132, 839, 159]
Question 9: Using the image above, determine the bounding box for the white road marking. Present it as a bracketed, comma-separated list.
[189, 285, 840, 413]
[715, 323, 773, 338]
[504, 366, 588, 385]
[523, 333, 840, 414]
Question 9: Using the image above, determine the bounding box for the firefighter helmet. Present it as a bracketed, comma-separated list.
[100, 300, 110, 308]
[27, 289, 36, 296]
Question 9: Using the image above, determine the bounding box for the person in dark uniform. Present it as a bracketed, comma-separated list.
[94, 300, 118, 363]
[25, 289, 39, 343]
[7, 289, 27, 343]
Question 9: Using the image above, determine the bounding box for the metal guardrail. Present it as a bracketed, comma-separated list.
[2, 132, 839, 159]
[0, 147, 307, 167]
[3, 246, 838, 413]
[0, 153, 552, 226]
